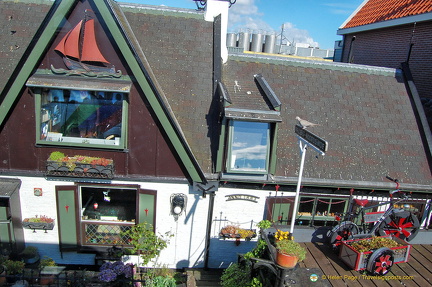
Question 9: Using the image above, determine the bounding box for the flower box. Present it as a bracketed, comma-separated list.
[22, 221, 55, 232]
[219, 226, 257, 241]
[46, 159, 114, 179]
[339, 235, 411, 272]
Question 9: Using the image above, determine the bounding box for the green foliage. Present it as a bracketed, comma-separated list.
[221, 263, 252, 287]
[250, 277, 263, 287]
[221, 262, 262, 287]
[243, 239, 267, 260]
[275, 240, 306, 262]
[147, 275, 177, 287]
[24, 215, 54, 223]
[120, 222, 173, 266]
[48, 151, 66, 162]
[19, 246, 38, 259]
[39, 256, 57, 269]
[4, 260, 25, 275]
[256, 220, 272, 230]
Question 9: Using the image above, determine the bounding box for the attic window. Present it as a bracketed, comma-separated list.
[227, 120, 270, 173]
[36, 88, 126, 148]
[27, 74, 131, 149]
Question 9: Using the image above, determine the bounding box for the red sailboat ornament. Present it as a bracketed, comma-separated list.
[51, 10, 121, 78]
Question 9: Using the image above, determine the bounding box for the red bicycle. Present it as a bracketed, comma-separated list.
[328, 176, 420, 250]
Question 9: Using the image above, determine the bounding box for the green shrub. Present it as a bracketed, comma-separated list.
[221, 263, 262, 287]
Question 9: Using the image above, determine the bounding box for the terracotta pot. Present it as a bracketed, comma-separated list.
[276, 251, 298, 268]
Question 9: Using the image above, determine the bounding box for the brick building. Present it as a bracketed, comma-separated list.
[336, 0, 432, 128]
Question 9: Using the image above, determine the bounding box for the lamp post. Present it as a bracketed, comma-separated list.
[290, 125, 328, 234]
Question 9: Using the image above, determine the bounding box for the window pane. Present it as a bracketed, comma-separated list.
[229, 121, 269, 172]
[40, 89, 124, 146]
[81, 187, 136, 222]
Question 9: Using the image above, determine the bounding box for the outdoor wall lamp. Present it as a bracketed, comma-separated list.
[170, 193, 187, 221]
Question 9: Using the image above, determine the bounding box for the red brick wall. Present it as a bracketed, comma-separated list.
[340, 21, 432, 99]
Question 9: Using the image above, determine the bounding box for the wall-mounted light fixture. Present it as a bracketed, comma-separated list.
[170, 193, 187, 221]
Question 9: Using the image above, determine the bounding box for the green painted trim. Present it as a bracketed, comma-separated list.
[0, 0, 205, 182]
[215, 117, 227, 172]
[269, 123, 279, 175]
[0, 0, 74, 127]
[94, 1, 205, 183]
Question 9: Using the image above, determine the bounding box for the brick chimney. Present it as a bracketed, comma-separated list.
[204, 0, 229, 63]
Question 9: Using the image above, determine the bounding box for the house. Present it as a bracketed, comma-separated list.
[335, 0, 432, 129]
[0, 0, 431, 270]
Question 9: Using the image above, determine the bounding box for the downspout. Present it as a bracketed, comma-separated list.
[400, 62, 432, 172]
[204, 191, 216, 269]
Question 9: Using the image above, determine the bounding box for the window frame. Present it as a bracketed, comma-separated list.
[56, 184, 157, 251]
[225, 120, 272, 174]
[34, 88, 128, 150]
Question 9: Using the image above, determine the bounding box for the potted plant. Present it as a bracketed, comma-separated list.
[22, 215, 55, 232]
[120, 222, 173, 267]
[275, 238, 306, 268]
[19, 246, 40, 265]
[219, 225, 257, 241]
[98, 261, 133, 286]
[39, 256, 60, 286]
[46, 151, 114, 179]
[4, 259, 25, 283]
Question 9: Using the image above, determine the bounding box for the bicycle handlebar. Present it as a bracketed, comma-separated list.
[386, 175, 402, 198]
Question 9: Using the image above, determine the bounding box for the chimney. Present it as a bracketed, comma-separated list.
[204, 0, 229, 63]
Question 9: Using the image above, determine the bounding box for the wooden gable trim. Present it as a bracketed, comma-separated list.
[0, 0, 74, 127]
[0, 0, 206, 184]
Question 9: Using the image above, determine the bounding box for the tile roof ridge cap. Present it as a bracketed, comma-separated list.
[228, 53, 400, 75]
[119, 2, 201, 14]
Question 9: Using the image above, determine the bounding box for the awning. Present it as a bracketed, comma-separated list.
[0, 178, 21, 198]
[225, 107, 282, 122]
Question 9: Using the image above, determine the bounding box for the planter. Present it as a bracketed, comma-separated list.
[22, 221, 54, 232]
[46, 160, 114, 179]
[219, 228, 257, 241]
[339, 235, 410, 275]
[275, 251, 298, 268]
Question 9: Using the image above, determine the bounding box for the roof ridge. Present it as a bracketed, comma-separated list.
[228, 53, 400, 76]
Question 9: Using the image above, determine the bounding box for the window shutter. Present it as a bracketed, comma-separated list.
[0, 206, 12, 245]
[138, 189, 157, 228]
[56, 185, 78, 251]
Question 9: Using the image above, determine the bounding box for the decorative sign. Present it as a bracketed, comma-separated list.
[34, 188, 43, 196]
[226, 194, 260, 203]
[295, 124, 328, 153]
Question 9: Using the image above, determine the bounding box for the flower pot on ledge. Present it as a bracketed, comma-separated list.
[46, 160, 114, 179]
[22, 221, 55, 232]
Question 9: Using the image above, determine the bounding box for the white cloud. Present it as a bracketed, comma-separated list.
[281, 22, 319, 48]
[227, 0, 319, 47]
[228, 0, 274, 32]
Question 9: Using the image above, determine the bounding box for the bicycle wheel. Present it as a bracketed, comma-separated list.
[366, 247, 394, 276]
[329, 221, 359, 249]
[377, 211, 420, 242]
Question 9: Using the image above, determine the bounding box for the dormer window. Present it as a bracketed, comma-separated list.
[227, 120, 270, 173]
[217, 74, 282, 178]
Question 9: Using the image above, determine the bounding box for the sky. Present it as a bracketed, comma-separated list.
[117, 0, 364, 50]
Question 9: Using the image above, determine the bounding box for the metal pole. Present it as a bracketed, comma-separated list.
[290, 141, 307, 234]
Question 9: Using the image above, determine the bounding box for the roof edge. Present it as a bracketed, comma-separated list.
[338, 12, 432, 35]
[228, 54, 400, 77]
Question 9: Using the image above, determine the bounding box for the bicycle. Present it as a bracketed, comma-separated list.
[327, 176, 420, 250]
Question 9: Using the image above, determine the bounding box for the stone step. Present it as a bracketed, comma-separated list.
[186, 268, 223, 287]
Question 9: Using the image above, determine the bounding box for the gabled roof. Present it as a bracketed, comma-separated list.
[0, 0, 207, 183]
[340, 0, 432, 30]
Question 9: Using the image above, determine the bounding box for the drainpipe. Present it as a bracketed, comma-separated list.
[204, 191, 216, 269]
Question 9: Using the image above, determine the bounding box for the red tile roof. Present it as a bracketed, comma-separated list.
[343, 0, 432, 29]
